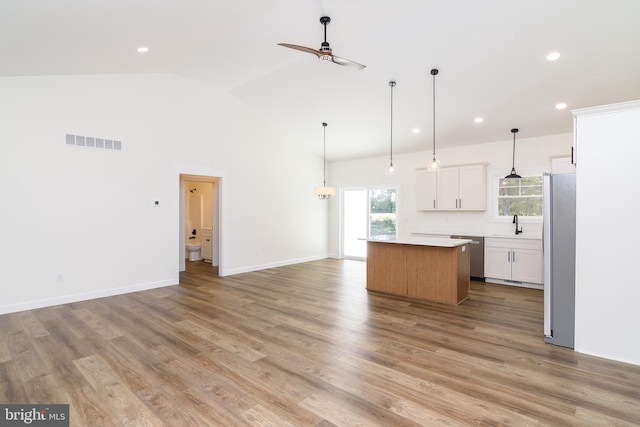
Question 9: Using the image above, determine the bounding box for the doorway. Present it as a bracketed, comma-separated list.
[343, 189, 368, 260]
[179, 174, 220, 274]
[341, 187, 398, 260]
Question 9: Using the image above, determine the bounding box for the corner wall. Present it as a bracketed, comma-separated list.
[573, 102, 640, 366]
[0, 74, 328, 314]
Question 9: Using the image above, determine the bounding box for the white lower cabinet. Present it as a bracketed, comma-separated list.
[201, 228, 213, 261]
[484, 237, 543, 287]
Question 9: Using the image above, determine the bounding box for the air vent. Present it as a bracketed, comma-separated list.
[65, 134, 122, 151]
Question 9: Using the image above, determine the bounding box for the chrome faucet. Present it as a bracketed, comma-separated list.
[513, 215, 523, 235]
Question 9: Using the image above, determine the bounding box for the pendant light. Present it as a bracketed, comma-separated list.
[314, 122, 336, 199]
[427, 68, 441, 172]
[385, 80, 397, 175]
[505, 128, 522, 179]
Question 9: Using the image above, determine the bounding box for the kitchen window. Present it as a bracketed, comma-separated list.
[496, 175, 543, 218]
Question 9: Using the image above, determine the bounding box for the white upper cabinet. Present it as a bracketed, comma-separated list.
[436, 167, 459, 210]
[457, 165, 486, 210]
[415, 169, 437, 210]
[416, 163, 487, 211]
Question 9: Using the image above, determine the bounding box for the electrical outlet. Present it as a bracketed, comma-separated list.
[56, 273, 64, 283]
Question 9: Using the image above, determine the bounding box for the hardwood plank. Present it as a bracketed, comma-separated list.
[73, 354, 165, 426]
[0, 259, 638, 426]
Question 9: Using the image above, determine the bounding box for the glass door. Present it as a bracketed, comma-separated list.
[369, 189, 397, 241]
[342, 187, 397, 260]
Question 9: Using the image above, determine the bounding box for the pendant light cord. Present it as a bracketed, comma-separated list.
[322, 122, 328, 187]
[511, 131, 516, 170]
[431, 69, 439, 160]
[389, 81, 396, 165]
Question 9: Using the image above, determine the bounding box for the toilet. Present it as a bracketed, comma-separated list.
[186, 241, 202, 261]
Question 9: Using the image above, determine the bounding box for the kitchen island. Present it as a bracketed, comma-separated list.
[367, 237, 471, 305]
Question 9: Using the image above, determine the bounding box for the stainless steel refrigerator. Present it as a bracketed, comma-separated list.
[543, 173, 576, 348]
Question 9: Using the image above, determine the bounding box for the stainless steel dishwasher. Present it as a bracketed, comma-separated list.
[451, 235, 484, 281]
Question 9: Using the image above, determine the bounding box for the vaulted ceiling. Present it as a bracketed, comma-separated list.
[2, 0, 639, 160]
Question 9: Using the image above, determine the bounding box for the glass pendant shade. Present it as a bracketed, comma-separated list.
[427, 157, 441, 172]
[385, 162, 396, 175]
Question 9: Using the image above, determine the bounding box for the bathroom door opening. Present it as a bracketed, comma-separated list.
[179, 174, 220, 275]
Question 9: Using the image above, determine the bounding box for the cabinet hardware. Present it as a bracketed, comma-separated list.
[433, 200, 436, 209]
[512, 251, 516, 263]
[571, 146, 574, 165]
[508, 251, 510, 262]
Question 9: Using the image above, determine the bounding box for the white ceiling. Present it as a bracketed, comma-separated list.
[2, 0, 640, 161]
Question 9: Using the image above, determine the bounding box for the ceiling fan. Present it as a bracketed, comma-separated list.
[278, 16, 366, 70]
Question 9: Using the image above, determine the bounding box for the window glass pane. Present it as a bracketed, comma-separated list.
[369, 189, 397, 240]
[497, 176, 542, 217]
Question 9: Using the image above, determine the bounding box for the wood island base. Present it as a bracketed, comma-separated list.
[366, 239, 470, 305]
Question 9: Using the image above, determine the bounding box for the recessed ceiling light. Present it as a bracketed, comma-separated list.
[412, 128, 420, 134]
[555, 102, 567, 110]
[547, 51, 560, 61]
[137, 47, 149, 53]
[474, 117, 484, 123]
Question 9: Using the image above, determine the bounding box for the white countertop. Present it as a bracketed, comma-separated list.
[368, 237, 472, 247]
[411, 231, 542, 241]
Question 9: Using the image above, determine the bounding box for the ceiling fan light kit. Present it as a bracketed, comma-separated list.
[278, 16, 366, 70]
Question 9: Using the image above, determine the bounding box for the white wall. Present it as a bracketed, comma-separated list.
[0, 74, 329, 314]
[574, 101, 640, 365]
[328, 133, 573, 257]
[185, 181, 213, 240]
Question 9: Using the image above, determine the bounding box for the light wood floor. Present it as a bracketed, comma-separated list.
[1, 259, 639, 426]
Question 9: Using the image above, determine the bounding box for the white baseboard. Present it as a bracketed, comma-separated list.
[484, 277, 543, 290]
[0, 279, 177, 315]
[223, 254, 330, 276]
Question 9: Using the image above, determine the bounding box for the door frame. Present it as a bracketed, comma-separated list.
[339, 185, 400, 260]
[179, 171, 224, 275]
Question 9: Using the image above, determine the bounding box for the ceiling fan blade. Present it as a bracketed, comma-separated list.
[331, 55, 366, 70]
[278, 43, 322, 58]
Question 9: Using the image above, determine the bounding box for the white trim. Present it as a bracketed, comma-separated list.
[224, 254, 330, 276]
[177, 167, 227, 276]
[0, 279, 176, 315]
[484, 277, 543, 290]
[572, 100, 640, 117]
